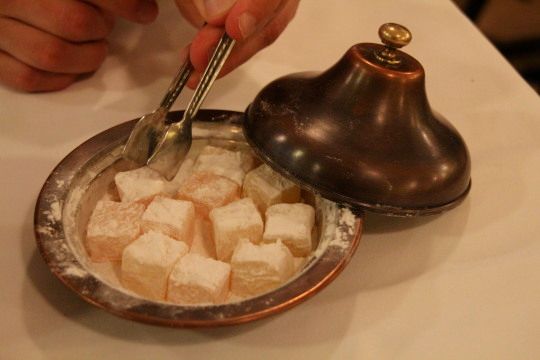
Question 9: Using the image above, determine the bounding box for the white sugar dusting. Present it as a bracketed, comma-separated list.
[341, 208, 356, 232]
[43, 198, 63, 223]
[332, 207, 357, 250]
[36, 225, 54, 236]
[311, 199, 337, 257]
[63, 186, 84, 228]
[94, 285, 147, 310]
[63, 265, 88, 277]
[50, 201, 62, 221]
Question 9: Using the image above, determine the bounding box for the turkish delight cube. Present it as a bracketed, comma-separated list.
[239, 148, 258, 173]
[263, 203, 315, 256]
[163, 158, 194, 196]
[114, 167, 166, 205]
[100, 180, 120, 202]
[193, 145, 245, 185]
[209, 198, 263, 261]
[167, 253, 231, 305]
[242, 164, 301, 214]
[176, 172, 239, 217]
[121, 231, 189, 300]
[230, 239, 294, 297]
[189, 216, 216, 259]
[141, 196, 195, 245]
[293, 256, 308, 273]
[86, 200, 145, 262]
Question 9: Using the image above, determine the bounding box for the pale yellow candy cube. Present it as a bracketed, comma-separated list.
[176, 172, 239, 218]
[141, 196, 195, 245]
[100, 181, 120, 202]
[189, 216, 216, 259]
[163, 158, 194, 196]
[121, 231, 189, 300]
[193, 145, 245, 185]
[263, 203, 315, 256]
[86, 200, 145, 262]
[293, 257, 307, 272]
[239, 148, 258, 173]
[242, 164, 301, 214]
[209, 198, 263, 261]
[167, 253, 231, 305]
[114, 167, 166, 205]
[231, 239, 294, 297]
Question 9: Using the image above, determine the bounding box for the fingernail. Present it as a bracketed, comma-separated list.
[238, 12, 257, 39]
[204, 0, 236, 19]
[137, 0, 158, 23]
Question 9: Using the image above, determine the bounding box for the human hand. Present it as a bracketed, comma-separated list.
[0, 0, 159, 92]
[175, 0, 300, 87]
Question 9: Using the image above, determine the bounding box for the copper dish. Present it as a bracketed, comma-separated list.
[34, 110, 363, 328]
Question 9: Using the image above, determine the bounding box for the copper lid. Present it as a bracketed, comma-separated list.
[243, 23, 471, 216]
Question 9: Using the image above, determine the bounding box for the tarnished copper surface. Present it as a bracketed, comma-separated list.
[34, 110, 363, 328]
[244, 25, 471, 216]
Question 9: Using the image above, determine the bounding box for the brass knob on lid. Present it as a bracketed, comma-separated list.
[375, 23, 412, 66]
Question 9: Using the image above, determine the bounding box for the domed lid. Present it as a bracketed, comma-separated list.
[243, 24, 471, 216]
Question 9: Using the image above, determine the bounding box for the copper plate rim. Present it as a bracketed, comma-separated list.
[34, 110, 363, 328]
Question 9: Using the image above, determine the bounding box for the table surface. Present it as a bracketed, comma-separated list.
[1, 1, 539, 359]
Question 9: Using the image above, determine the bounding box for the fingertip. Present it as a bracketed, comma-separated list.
[224, 7, 254, 41]
[18, 71, 77, 93]
[224, 17, 243, 41]
[236, 12, 258, 39]
[187, 72, 201, 89]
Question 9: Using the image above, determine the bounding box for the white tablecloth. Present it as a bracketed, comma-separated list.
[1, 1, 539, 358]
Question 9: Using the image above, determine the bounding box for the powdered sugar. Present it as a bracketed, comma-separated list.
[193, 145, 246, 185]
[242, 164, 301, 214]
[63, 264, 88, 278]
[170, 253, 230, 289]
[115, 167, 166, 203]
[142, 197, 194, 228]
[164, 158, 194, 195]
[87, 200, 144, 238]
[210, 198, 263, 229]
[168, 253, 231, 304]
[263, 203, 315, 257]
[124, 231, 188, 265]
[43, 199, 63, 223]
[333, 206, 358, 249]
[232, 239, 293, 273]
[177, 172, 240, 217]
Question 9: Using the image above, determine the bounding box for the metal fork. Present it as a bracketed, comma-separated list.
[147, 33, 235, 180]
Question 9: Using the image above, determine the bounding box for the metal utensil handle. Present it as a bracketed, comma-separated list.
[159, 60, 193, 110]
[183, 33, 235, 121]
